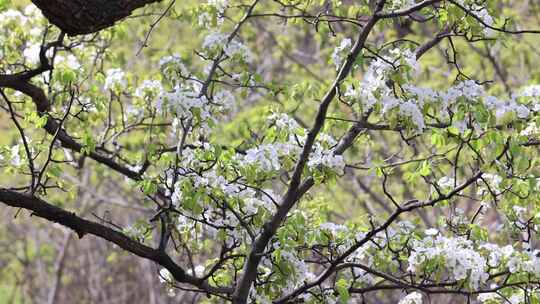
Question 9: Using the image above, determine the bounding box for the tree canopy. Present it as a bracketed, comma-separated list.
[0, 0, 539, 303]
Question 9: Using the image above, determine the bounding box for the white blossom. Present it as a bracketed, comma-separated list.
[477, 293, 501, 303]
[0, 9, 28, 26]
[50, 53, 81, 70]
[157, 84, 212, 121]
[331, 38, 352, 70]
[280, 251, 309, 284]
[438, 176, 456, 189]
[10, 145, 21, 166]
[307, 146, 345, 174]
[452, 119, 468, 134]
[520, 122, 540, 136]
[320, 222, 348, 235]
[399, 100, 425, 132]
[214, 90, 236, 109]
[134, 80, 162, 98]
[23, 43, 41, 64]
[407, 236, 489, 289]
[103, 68, 127, 91]
[268, 113, 300, 130]
[159, 268, 173, 283]
[243, 143, 288, 171]
[425, 228, 439, 236]
[208, 0, 228, 12]
[188, 265, 205, 277]
[521, 85, 540, 97]
[202, 32, 253, 62]
[398, 291, 423, 304]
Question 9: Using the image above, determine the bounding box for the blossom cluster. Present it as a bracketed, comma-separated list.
[238, 113, 345, 174]
[407, 231, 540, 292]
[345, 46, 538, 134]
[331, 38, 352, 70]
[202, 32, 253, 62]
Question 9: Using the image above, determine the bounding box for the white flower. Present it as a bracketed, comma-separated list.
[425, 228, 439, 236]
[404, 85, 438, 105]
[484, 95, 501, 110]
[307, 146, 345, 174]
[381, 96, 399, 113]
[394, 48, 420, 75]
[480, 243, 513, 267]
[501, 245, 514, 258]
[331, 38, 352, 70]
[198, 12, 213, 28]
[191, 265, 205, 277]
[24, 4, 41, 17]
[478, 173, 503, 196]
[0, 9, 28, 26]
[520, 122, 539, 136]
[243, 144, 285, 171]
[280, 251, 309, 283]
[477, 293, 500, 303]
[103, 68, 127, 91]
[23, 43, 40, 64]
[508, 293, 524, 304]
[10, 145, 21, 166]
[521, 85, 540, 97]
[268, 113, 300, 130]
[214, 90, 235, 109]
[208, 0, 228, 12]
[399, 101, 425, 132]
[398, 291, 423, 304]
[157, 84, 211, 120]
[224, 41, 253, 62]
[202, 32, 253, 62]
[476, 7, 495, 36]
[514, 104, 530, 119]
[202, 32, 228, 50]
[438, 176, 455, 189]
[55, 54, 81, 70]
[398, 221, 415, 232]
[171, 182, 183, 207]
[319, 222, 348, 235]
[159, 54, 188, 74]
[407, 236, 489, 289]
[512, 206, 527, 222]
[507, 255, 522, 273]
[159, 268, 173, 283]
[452, 120, 468, 134]
[134, 80, 162, 98]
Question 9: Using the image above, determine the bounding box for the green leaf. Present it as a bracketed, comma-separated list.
[419, 161, 431, 177]
[60, 69, 77, 84]
[336, 278, 350, 303]
[141, 179, 157, 195]
[431, 131, 446, 148]
[0, 0, 9, 11]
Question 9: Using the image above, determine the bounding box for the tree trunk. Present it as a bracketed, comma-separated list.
[31, 0, 162, 36]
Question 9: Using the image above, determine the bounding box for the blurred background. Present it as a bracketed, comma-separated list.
[1, 0, 540, 303]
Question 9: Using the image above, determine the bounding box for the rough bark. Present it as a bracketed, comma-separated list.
[31, 0, 162, 35]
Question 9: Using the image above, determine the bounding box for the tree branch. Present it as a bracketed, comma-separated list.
[31, 0, 163, 35]
[0, 188, 232, 296]
[0, 76, 142, 181]
[231, 3, 386, 303]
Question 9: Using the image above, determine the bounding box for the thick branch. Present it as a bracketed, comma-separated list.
[0, 77, 142, 180]
[31, 0, 162, 35]
[0, 188, 231, 295]
[275, 171, 484, 303]
[230, 4, 385, 303]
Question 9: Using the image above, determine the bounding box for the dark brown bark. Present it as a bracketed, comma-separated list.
[31, 0, 162, 35]
[0, 189, 232, 295]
